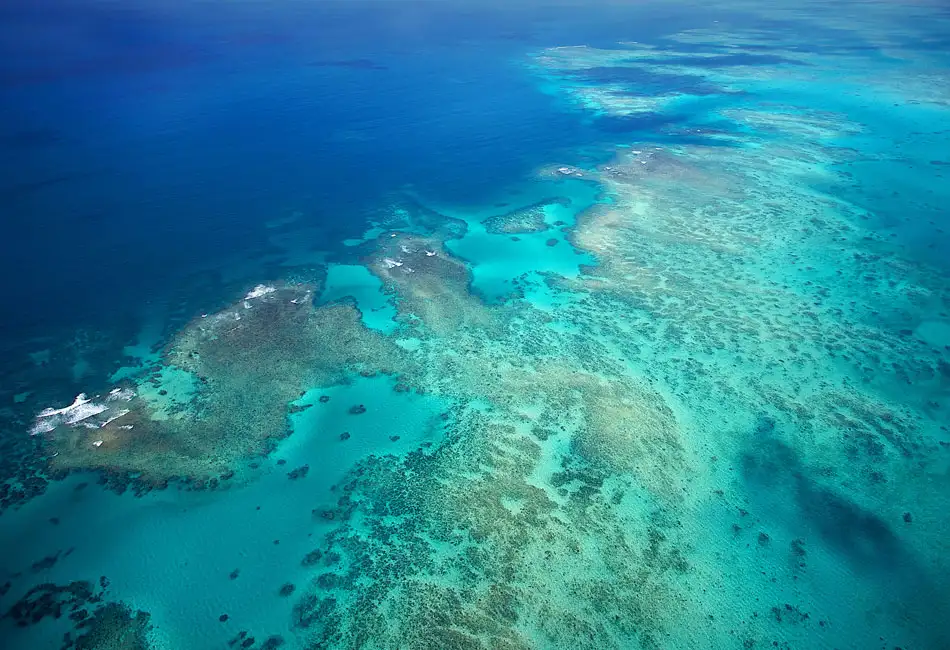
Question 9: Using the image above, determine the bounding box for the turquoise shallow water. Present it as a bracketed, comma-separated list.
[441, 177, 602, 302]
[319, 265, 399, 334]
[0, 374, 448, 648]
[2, 1, 950, 649]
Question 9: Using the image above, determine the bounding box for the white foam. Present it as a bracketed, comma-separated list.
[29, 420, 55, 436]
[107, 388, 135, 402]
[245, 284, 276, 300]
[30, 403, 107, 434]
[65, 402, 108, 425]
[36, 393, 92, 419]
[100, 409, 130, 428]
[32, 390, 134, 435]
[383, 258, 403, 269]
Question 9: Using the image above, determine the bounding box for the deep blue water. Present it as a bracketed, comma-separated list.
[0, 1, 700, 349]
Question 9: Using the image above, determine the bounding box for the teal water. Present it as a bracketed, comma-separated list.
[2, 1, 950, 649]
[319, 265, 399, 334]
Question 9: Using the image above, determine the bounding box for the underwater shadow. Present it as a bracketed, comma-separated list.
[741, 416, 906, 572]
[570, 66, 724, 95]
[740, 416, 950, 646]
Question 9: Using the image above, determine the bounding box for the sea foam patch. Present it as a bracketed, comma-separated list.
[31, 389, 135, 436]
[245, 284, 276, 300]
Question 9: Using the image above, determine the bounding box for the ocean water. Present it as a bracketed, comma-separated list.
[1, 1, 949, 649]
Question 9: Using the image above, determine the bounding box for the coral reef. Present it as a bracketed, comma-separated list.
[35, 283, 408, 485]
[71, 603, 152, 650]
[8, 8, 950, 650]
[3, 578, 151, 650]
[283, 22, 950, 650]
[367, 233, 496, 336]
[286, 222, 696, 648]
[292, 404, 690, 649]
[481, 198, 567, 235]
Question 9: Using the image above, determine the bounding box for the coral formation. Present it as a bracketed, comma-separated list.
[4, 579, 151, 650]
[481, 198, 567, 235]
[292, 404, 690, 649]
[35, 284, 407, 485]
[71, 603, 152, 650]
[283, 21, 950, 650]
[367, 233, 497, 336]
[284, 205, 697, 649]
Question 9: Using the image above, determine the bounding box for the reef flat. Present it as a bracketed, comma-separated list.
[1, 2, 949, 649]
